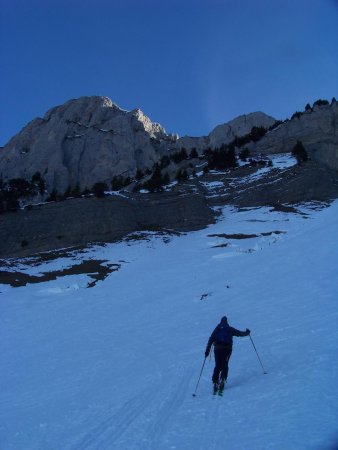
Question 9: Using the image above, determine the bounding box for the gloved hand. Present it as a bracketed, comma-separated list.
[205, 350, 209, 358]
[246, 328, 251, 335]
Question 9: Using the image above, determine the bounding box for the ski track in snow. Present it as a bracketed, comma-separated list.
[72, 388, 156, 450]
[69, 366, 193, 450]
[1, 198, 338, 450]
[138, 367, 193, 450]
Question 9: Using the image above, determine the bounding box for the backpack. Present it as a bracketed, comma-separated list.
[215, 324, 231, 345]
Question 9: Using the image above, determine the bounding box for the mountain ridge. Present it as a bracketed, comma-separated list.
[0, 96, 337, 258]
[0, 96, 278, 193]
[1, 96, 336, 196]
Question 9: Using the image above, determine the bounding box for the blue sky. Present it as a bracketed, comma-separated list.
[1, 0, 337, 145]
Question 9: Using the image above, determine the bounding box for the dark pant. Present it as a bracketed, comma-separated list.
[212, 344, 232, 383]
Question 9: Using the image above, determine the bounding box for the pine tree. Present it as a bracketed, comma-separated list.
[159, 155, 171, 169]
[176, 169, 188, 182]
[92, 182, 108, 197]
[171, 148, 188, 164]
[135, 169, 144, 181]
[46, 189, 59, 202]
[206, 144, 237, 170]
[239, 148, 250, 161]
[31, 172, 46, 194]
[142, 164, 165, 192]
[292, 141, 308, 164]
[71, 183, 81, 197]
[189, 148, 198, 159]
[313, 99, 329, 107]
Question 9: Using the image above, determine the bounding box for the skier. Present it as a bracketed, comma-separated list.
[205, 316, 250, 391]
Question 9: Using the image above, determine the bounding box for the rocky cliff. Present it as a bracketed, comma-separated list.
[0, 96, 337, 201]
[250, 101, 338, 169]
[0, 96, 277, 194]
[0, 96, 178, 193]
[177, 111, 276, 151]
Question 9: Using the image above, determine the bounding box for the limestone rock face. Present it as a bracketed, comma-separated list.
[0, 95, 276, 194]
[1, 96, 337, 198]
[250, 102, 338, 169]
[209, 111, 276, 148]
[0, 96, 175, 193]
[176, 111, 276, 152]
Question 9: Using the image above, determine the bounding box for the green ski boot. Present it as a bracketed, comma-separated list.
[218, 379, 226, 396]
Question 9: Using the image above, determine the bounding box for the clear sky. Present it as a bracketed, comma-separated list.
[1, 0, 337, 146]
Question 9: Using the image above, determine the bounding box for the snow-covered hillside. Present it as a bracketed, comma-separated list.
[1, 201, 338, 450]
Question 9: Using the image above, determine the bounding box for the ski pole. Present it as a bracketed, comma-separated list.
[209, 343, 214, 361]
[249, 335, 267, 374]
[192, 357, 207, 397]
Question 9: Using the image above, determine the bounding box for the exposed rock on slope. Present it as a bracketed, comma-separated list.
[177, 111, 276, 151]
[209, 111, 276, 148]
[250, 102, 338, 170]
[0, 97, 277, 194]
[209, 161, 338, 207]
[0, 96, 177, 193]
[0, 96, 337, 259]
[0, 192, 214, 258]
[1, 97, 337, 199]
[1, 158, 338, 258]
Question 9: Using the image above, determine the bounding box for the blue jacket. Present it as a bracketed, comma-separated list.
[206, 319, 249, 353]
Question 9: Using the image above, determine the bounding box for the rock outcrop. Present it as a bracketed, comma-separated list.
[0, 96, 337, 200]
[0, 97, 277, 194]
[0, 96, 177, 193]
[209, 111, 276, 148]
[177, 111, 276, 151]
[250, 101, 338, 170]
[0, 191, 215, 258]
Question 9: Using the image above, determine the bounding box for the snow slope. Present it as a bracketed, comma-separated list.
[1, 201, 338, 450]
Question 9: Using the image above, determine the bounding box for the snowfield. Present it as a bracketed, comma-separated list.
[1, 201, 338, 450]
